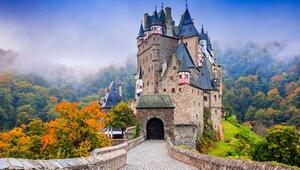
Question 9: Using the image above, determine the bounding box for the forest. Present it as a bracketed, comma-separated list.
[0, 42, 299, 165]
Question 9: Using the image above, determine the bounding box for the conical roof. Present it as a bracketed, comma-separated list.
[178, 9, 198, 38]
[101, 81, 123, 108]
[137, 23, 144, 38]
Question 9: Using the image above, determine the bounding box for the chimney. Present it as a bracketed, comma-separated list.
[118, 84, 122, 97]
[165, 7, 172, 21]
[144, 13, 148, 30]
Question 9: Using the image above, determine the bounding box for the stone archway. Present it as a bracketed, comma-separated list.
[146, 118, 164, 140]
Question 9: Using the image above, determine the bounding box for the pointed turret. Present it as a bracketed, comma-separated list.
[137, 23, 144, 38]
[150, 7, 163, 35]
[199, 25, 208, 40]
[152, 8, 160, 26]
[178, 9, 198, 38]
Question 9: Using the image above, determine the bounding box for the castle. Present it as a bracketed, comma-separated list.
[134, 5, 223, 147]
[100, 4, 223, 148]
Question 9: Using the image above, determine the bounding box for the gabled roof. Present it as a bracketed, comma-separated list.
[136, 94, 174, 109]
[101, 81, 123, 108]
[178, 9, 198, 38]
[137, 23, 144, 38]
[175, 41, 195, 72]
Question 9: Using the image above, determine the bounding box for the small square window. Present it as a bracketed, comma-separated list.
[204, 96, 208, 101]
[163, 89, 166, 92]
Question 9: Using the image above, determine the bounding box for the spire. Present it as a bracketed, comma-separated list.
[199, 25, 208, 40]
[177, 7, 198, 38]
[152, 7, 160, 26]
[185, 0, 188, 9]
[161, 2, 164, 9]
[137, 22, 144, 38]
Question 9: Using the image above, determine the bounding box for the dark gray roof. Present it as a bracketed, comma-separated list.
[136, 94, 174, 109]
[137, 23, 144, 38]
[199, 26, 209, 40]
[158, 9, 166, 25]
[197, 54, 216, 90]
[175, 41, 195, 72]
[145, 15, 152, 31]
[152, 9, 160, 26]
[177, 9, 198, 38]
[101, 81, 123, 108]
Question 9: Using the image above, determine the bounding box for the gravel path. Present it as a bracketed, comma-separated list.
[120, 140, 197, 170]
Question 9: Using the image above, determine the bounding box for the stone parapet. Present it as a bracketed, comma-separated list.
[0, 135, 145, 170]
[166, 136, 296, 170]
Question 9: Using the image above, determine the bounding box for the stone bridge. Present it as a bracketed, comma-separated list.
[0, 135, 296, 170]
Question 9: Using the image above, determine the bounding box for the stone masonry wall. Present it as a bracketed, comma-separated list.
[166, 137, 296, 170]
[136, 108, 174, 140]
[0, 135, 145, 170]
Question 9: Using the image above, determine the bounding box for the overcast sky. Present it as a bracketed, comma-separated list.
[0, 0, 299, 72]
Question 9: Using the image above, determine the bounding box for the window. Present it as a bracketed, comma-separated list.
[204, 96, 208, 101]
[185, 42, 188, 46]
[215, 110, 218, 114]
[173, 66, 176, 70]
[172, 88, 175, 93]
[193, 128, 195, 133]
[179, 75, 182, 78]
[196, 114, 198, 119]
[163, 89, 166, 92]
[214, 95, 217, 102]
[170, 76, 173, 81]
[179, 88, 182, 92]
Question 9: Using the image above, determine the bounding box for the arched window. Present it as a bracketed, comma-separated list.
[173, 66, 176, 70]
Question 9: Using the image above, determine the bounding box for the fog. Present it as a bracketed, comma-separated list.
[0, 0, 299, 81]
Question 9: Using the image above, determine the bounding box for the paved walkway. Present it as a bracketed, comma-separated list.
[121, 140, 197, 170]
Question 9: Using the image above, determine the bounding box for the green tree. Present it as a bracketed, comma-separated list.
[253, 125, 300, 166]
[106, 102, 136, 133]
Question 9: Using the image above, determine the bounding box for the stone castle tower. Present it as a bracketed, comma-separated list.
[134, 5, 223, 147]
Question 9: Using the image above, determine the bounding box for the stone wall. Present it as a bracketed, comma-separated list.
[136, 108, 174, 140]
[166, 137, 296, 170]
[0, 135, 145, 170]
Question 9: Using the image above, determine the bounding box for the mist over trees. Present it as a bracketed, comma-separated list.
[0, 41, 299, 132]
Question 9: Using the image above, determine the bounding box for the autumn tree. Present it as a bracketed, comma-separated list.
[40, 101, 111, 159]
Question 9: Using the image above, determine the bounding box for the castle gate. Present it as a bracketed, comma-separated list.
[135, 94, 175, 140]
[147, 118, 164, 139]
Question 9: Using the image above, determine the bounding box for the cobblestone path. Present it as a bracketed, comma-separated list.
[120, 140, 197, 170]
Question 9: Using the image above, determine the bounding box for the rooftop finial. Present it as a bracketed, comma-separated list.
[161, 2, 164, 9]
[185, 0, 188, 9]
[155, 5, 157, 11]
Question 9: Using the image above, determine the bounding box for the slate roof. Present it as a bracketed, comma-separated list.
[196, 53, 216, 90]
[137, 23, 144, 38]
[145, 15, 152, 31]
[136, 94, 174, 109]
[175, 41, 195, 72]
[199, 26, 209, 40]
[177, 9, 198, 38]
[101, 81, 123, 108]
[152, 9, 160, 26]
[158, 9, 166, 25]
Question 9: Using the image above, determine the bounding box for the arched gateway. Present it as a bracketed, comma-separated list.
[136, 94, 175, 140]
[147, 118, 164, 139]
